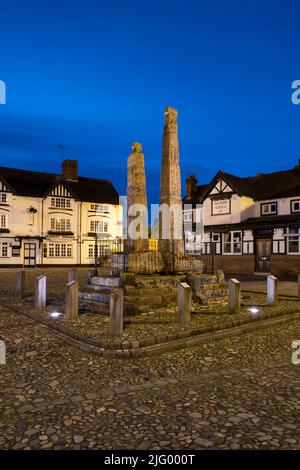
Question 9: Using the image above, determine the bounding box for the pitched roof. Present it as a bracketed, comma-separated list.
[0, 166, 119, 204]
[185, 165, 300, 203]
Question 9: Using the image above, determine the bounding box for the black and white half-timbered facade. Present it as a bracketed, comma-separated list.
[183, 160, 300, 275]
[0, 159, 123, 267]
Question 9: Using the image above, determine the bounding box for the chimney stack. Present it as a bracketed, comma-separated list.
[186, 175, 197, 199]
[62, 159, 78, 181]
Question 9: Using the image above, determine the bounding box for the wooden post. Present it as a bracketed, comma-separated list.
[229, 278, 241, 314]
[267, 275, 278, 306]
[110, 288, 123, 336]
[178, 282, 192, 323]
[35, 275, 46, 310]
[15, 270, 25, 299]
[65, 280, 78, 319]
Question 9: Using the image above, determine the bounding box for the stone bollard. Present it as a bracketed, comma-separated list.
[65, 280, 79, 320]
[15, 270, 25, 299]
[229, 278, 241, 314]
[68, 268, 77, 283]
[35, 275, 46, 310]
[267, 275, 278, 306]
[110, 288, 123, 336]
[178, 282, 192, 323]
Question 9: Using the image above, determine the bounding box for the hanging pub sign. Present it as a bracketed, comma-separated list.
[212, 197, 231, 215]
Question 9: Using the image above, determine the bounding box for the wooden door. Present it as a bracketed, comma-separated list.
[256, 239, 271, 273]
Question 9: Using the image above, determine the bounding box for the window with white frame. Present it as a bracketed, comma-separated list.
[291, 200, 300, 213]
[0, 242, 8, 257]
[0, 193, 7, 204]
[88, 244, 95, 258]
[0, 214, 7, 228]
[261, 202, 277, 215]
[90, 204, 109, 213]
[183, 211, 193, 222]
[50, 197, 71, 208]
[287, 228, 300, 254]
[50, 218, 71, 231]
[90, 220, 108, 233]
[223, 231, 242, 254]
[44, 242, 73, 258]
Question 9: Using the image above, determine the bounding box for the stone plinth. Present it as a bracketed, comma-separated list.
[35, 275, 46, 310]
[178, 282, 192, 323]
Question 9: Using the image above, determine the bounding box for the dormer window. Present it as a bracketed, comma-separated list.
[50, 197, 71, 208]
[90, 204, 109, 213]
[261, 202, 277, 216]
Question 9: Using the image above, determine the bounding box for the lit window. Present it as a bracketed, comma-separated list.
[90, 221, 108, 233]
[223, 231, 242, 254]
[50, 218, 71, 231]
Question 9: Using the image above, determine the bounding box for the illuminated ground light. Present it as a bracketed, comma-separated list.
[49, 311, 62, 319]
[248, 306, 260, 315]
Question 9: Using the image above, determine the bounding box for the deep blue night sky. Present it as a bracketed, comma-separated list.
[1, 0, 300, 204]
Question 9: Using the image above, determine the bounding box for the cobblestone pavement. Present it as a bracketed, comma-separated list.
[0, 303, 300, 450]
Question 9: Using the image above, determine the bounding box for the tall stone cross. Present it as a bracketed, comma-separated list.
[159, 107, 184, 267]
[126, 142, 148, 252]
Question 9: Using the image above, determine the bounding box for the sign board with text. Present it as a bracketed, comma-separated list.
[212, 198, 231, 215]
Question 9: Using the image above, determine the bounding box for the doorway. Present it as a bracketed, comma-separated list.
[256, 238, 271, 273]
[24, 242, 36, 267]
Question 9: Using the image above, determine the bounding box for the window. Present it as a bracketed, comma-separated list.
[0, 193, 7, 204]
[50, 197, 71, 208]
[183, 211, 193, 222]
[90, 220, 108, 233]
[223, 231, 242, 254]
[0, 214, 7, 228]
[291, 200, 300, 213]
[90, 204, 109, 213]
[50, 218, 71, 231]
[45, 242, 72, 258]
[88, 244, 95, 258]
[261, 202, 277, 216]
[287, 228, 300, 254]
[0, 242, 8, 257]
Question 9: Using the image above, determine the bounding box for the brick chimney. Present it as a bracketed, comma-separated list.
[186, 175, 197, 198]
[62, 159, 78, 181]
